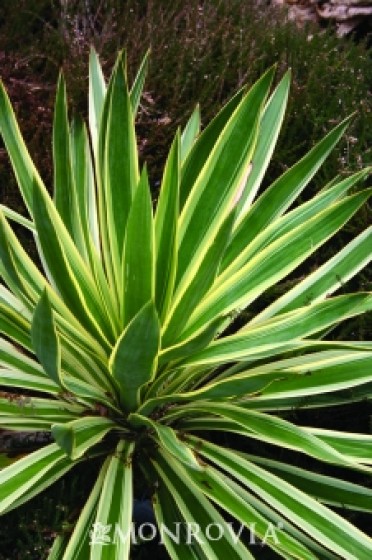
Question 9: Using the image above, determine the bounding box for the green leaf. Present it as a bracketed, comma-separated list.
[130, 50, 149, 116]
[0, 211, 43, 300]
[175, 68, 274, 294]
[0, 417, 55, 431]
[89, 47, 106, 157]
[0, 395, 83, 423]
[183, 191, 371, 337]
[182, 293, 372, 367]
[70, 116, 92, 261]
[163, 210, 235, 346]
[0, 443, 74, 515]
[0, 368, 58, 395]
[0, 205, 34, 231]
[105, 52, 139, 255]
[245, 453, 372, 513]
[95, 65, 119, 302]
[31, 289, 62, 386]
[110, 302, 160, 411]
[60, 334, 116, 395]
[252, 223, 372, 324]
[236, 70, 291, 220]
[180, 86, 245, 208]
[0, 213, 35, 309]
[52, 417, 115, 460]
[0, 285, 31, 322]
[241, 351, 372, 402]
[0, 79, 45, 213]
[180, 104, 200, 163]
[153, 479, 204, 560]
[91, 440, 134, 560]
[153, 450, 254, 559]
[61, 377, 119, 413]
[32, 181, 113, 348]
[53, 73, 77, 239]
[224, 115, 353, 269]
[186, 437, 372, 560]
[0, 301, 32, 350]
[219, 168, 369, 284]
[154, 132, 180, 320]
[306, 428, 372, 464]
[158, 317, 224, 367]
[129, 414, 203, 470]
[181, 402, 367, 469]
[0, 213, 105, 358]
[47, 534, 68, 560]
[123, 169, 154, 325]
[182, 457, 317, 559]
[62, 459, 109, 560]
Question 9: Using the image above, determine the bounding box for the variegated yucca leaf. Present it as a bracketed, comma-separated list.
[0, 49, 371, 559]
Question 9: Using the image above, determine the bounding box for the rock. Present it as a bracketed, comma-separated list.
[272, 0, 372, 35]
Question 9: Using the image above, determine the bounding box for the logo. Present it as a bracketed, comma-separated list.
[88, 521, 284, 546]
[89, 522, 112, 545]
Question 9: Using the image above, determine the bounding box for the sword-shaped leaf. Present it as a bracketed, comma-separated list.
[181, 293, 372, 367]
[0, 301, 31, 350]
[46, 534, 68, 560]
[52, 416, 115, 460]
[0, 368, 59, 394]
[153, 450, 253, 559]
[0, 443, 74, 515]
[245, 453, 372, 512]
[305, 428, 372, 464]
[153, 480, 204, 560]
[223, 115, 353, 271]
[62, 459, 109, 560]
[175, 69, 274, 294]
[0, 395, 83, 422]
[163, 210, 235, 346]
[182, 457, 317, 559]
[183, 190, 371, 337]
[69, 116, 93, 261]
[32, 181, 113, 348]
[252, 224, 372, 324]
[105, 53, 139, 255]
[218, 168, 369, 285]
[89, 47, 106, 158]
[236, 70, 291, 220]
[123, 169, 154, 325]
[187, 438, 372, 560]
[183, 403, 369, 471]
[0, 213, 35, 308]
[0, 80, 45, 213]
[129, 413, 203, 470]
[0, 213, 105, 357]
[180, 104, 200, 163]
[0, 205, 34, 231]
[180, 86, 246, 208]
[31, 289, 62, 386]
[91, 440, 134, 560]
[110, 302, 160, 411]
[129, 49, 149, 116]
[53, 73, 79, 240]
[158, 316, 224, 366]
[154, 132, 180, 320]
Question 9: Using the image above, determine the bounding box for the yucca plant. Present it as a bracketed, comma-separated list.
[0, 49, 372, 560]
